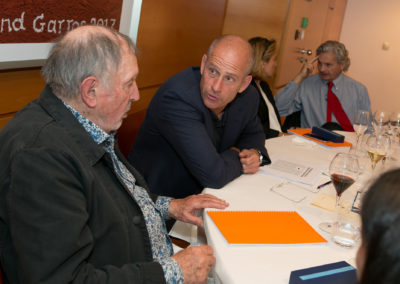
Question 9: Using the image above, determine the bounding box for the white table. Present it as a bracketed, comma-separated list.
[202, 133, 362, 284]
[170, 132, 393, 283]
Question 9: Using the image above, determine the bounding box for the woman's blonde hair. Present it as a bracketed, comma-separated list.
[248, 37, 277, 81]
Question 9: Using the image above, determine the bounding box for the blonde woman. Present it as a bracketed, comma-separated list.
[249, 37, 313, 138]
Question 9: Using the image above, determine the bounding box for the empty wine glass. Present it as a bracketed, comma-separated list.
[372, 111, 390, 135]
[319, 153, 359, 234]
[366, 134, 391, 170]
[353, 110, 369, 153]
[390, 112, 400, 143]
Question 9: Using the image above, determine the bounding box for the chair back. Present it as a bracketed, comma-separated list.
[117, 109, 147, 157]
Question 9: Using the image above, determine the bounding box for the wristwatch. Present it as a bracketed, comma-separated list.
[256, 149, 263, 165]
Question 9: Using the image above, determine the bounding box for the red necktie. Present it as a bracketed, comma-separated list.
[326, 81, 354, 131]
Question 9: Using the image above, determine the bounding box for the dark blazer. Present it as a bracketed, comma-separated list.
[0, 86, 165, 284]
[251, 79, 286, 139]
[129, 67, 270, 199]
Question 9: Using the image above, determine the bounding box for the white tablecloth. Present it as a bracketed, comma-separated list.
[170, 132, 395, 284]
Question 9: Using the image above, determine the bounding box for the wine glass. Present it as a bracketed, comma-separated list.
[366, 134, 391, 170]
[319, 153, 359, 233]
[372, 111, 390, 135]
[390, 112, 400, 143]
[352, 110, 369, 153]
[329, 153, 359, 207]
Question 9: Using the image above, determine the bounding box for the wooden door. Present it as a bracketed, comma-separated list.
[274, 0, 347, 88]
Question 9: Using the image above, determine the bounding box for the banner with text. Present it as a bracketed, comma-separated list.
[0, 0, 123, 43]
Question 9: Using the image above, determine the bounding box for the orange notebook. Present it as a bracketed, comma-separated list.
[207, 211, 327, 245]
[288, 128, 352, 148]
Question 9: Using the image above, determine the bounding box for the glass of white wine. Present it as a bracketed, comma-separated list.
[366, 134, 391, 170]
[353, 110, 369, 153]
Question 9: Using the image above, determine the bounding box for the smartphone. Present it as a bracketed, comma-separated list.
[303, 133, 328, 142]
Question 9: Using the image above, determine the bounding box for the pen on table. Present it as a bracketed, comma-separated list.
[317, 180, 332, 189]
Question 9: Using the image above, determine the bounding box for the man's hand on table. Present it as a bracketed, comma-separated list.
[239, 148, 262, 174]
[172, 245, 215, 284]
[169, 194, 229, 226]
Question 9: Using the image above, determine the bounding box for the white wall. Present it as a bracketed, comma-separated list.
[340, 0, 400, 114]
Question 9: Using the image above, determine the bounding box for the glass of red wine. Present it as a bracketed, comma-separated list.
[319, 153, 359, 233]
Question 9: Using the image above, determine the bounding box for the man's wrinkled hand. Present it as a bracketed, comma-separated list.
[293, 56, 318, 84]
[169, 194, 229, 226]
[172, 245, 215, 284]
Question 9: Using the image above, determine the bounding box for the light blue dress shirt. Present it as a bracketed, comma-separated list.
[275, 73, 371, 129]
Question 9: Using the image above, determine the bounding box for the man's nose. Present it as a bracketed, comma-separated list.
[212, 77, 223, 92]
[130, 82, 140, 101]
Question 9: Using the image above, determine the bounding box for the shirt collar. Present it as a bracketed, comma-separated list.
[320, 73, 344, 90]
[60, 99, 113, 145]
[331, 73, 344, 89]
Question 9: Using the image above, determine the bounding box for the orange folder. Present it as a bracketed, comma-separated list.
[288, 128, 352, 148]
[207, 211, 327, 245]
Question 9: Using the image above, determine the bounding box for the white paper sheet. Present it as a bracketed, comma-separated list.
[260, 156, 326, 186]
[269, 181, 320, 203]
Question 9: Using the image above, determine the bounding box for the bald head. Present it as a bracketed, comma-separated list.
[207, 35, 255, 75]
[41, 25, 136, 100]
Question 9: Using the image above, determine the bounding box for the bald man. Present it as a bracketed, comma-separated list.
[129, 35, 271, 199]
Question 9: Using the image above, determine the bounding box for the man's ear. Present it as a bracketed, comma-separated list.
[200, 54, 207, 75]
[340, 62, 346, 72]
[80, 77, 97, 108]
[239, 75, 252, 93]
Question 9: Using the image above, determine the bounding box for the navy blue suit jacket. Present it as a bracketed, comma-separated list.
[129, 67, 270, 198]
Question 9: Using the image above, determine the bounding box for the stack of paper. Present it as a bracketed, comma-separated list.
[207, 211, 327, 245]
[261, 156, 325, 186]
